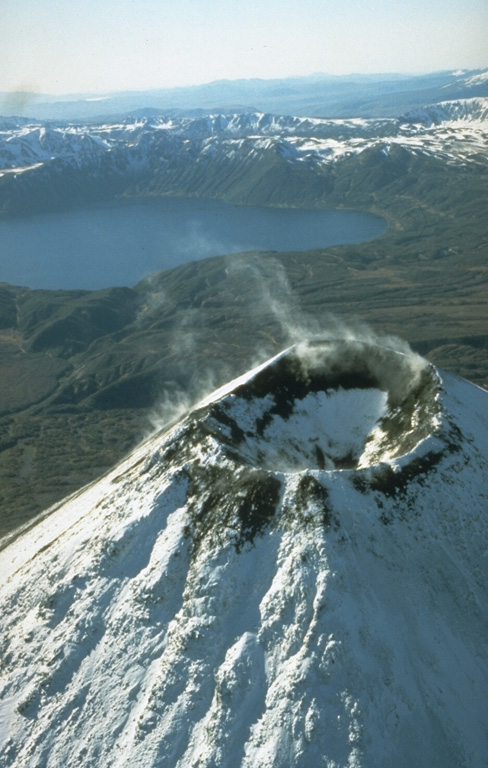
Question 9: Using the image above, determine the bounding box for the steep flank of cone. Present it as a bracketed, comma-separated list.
[0, 342, 487, 768]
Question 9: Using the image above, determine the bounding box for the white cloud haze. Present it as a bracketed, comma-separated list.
[2, 0, 487, 95]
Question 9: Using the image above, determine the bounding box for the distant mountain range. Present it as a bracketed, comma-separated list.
[1, 96, 487, 214]
[1, 68, 488, 121]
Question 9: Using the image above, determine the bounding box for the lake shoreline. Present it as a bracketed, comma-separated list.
[0, 196, 387, 291]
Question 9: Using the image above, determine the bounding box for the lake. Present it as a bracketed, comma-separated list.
[0, 197, 387, 290]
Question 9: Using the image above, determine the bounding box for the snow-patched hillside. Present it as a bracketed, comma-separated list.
[401, 97, 488, 125]
[0, 340, 487, 768]
[1, 97, 487, 180]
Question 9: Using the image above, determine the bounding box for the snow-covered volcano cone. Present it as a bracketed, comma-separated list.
[1, 341, 487, 768]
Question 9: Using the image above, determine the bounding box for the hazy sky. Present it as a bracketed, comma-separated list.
[2, 0, 487, 95]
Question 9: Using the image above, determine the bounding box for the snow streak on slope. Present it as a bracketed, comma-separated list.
[1, 97, 487, 179]
[0, 341, 487, 768]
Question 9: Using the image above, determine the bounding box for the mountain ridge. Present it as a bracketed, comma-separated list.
[1, 97, 487, 216]
[2, 68, 487, 121]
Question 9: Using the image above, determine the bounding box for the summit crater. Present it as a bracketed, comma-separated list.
[201, 341, 442, 473]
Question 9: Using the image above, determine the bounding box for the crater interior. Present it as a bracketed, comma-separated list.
[205, 341, 441, 472]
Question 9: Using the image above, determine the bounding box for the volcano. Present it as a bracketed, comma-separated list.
[0, 340, 487, 768]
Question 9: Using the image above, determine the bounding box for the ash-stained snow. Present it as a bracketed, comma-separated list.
[0, 340, 487, 768]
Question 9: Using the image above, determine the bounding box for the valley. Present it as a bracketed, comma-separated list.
[0, 88, 487, 537]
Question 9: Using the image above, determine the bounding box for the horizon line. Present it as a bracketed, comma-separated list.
[2, 66, 487, 100]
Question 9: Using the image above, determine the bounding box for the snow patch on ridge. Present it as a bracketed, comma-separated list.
[1, 97, 486, 178]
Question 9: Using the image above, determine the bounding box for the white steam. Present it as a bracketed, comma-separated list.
[147, 253, 429, 431]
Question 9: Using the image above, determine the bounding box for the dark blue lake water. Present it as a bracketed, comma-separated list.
[0, 197, 387, 290]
